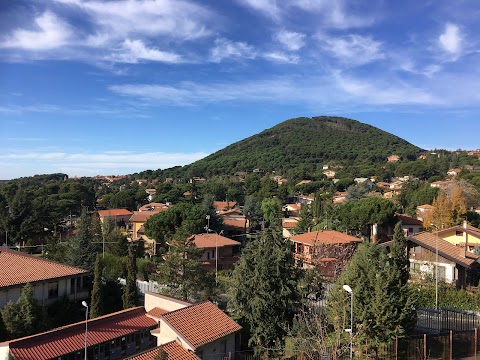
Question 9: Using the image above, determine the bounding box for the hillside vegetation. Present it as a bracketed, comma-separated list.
[183, 116, 423, 176]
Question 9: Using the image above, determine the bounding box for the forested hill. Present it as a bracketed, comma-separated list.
[183, 116, 423, 176]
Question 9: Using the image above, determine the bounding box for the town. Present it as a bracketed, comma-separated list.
[2, 130, 480, 359]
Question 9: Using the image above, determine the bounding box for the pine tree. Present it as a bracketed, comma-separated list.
[230, 229, 299, 349]
[327, 243, 416, 356]
[391, 222, 410, 286]
[106, 227, 129, 257]
[0, 301, 21, 339]
[123, 244, 137, 309]
[156, 226, 211, 301]
[67, 208, 98, 271]
[90, 254, 104, 318]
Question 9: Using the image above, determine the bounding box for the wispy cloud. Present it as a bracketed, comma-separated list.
[0, 150, 209, 179]
[275, 30, 306, 51]
[209, 38, 257, 63]
[438, 22, 462, 55]
[317, 33, 384, 66]
[0, 11, 73, 51]
[107, 39, 183, 64]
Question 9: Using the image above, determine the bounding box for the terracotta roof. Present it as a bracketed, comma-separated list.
[139, 203, 169, 212]
[222, 218, 246, 229]
[290, 231, 362, 246]
[162, 302, 241, 349]
[147, 307, 169, 319]
[129, 210, 162, 223]
[192, 233, 241, 248]
[98, 208, 133, 217]
[0, 248, 88, 287]
[282, 220, 298, 229]
[285, 203, 301, 211]
[128, 341, 200, 360]
[213, 201, 237, 211]
[409, 232, 479, 268]
[437, 223, 480, 238]
[396, 213, 423, 226]
[8, 307, 157, 360]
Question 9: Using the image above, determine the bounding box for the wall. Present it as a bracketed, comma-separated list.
[0, 344, 10, 360]
[144, 292, 190, 313]
[154, 320, 194, 351]
[196, 334, 236, 360]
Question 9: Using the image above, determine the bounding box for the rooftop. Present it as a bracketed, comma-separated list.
[290, 230, 362, 246]
[0, 248, 88, 288]
[97, 208, 133, 217]
[409, 232, 479, 268]
[192, 233, 241, 249]
[162, 302, 242, 349]
[7, 307, 157, 360]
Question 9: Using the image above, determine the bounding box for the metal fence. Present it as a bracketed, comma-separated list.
[416, 308, 480, 333]
[225, 330, 480, 359]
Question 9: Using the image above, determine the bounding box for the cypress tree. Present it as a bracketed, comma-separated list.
[391, 221, 410, 286]
[123, 244, 137, 309]
[67, 208, 98, 272]
[230, 228, 299, 349]
[90, 254, 104, 318]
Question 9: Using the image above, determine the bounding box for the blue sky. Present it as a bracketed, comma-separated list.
[1, 0, 480, 180]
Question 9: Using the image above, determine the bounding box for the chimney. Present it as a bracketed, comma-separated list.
[464, 220, 468, 258]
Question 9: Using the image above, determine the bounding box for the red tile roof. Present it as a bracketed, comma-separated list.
[8, 307, 157, 360]
[282, 220, 298, 229]
[147, 307, 169, 319]
[409, 232, 479, 267]
[129, 210, 162, 223]
[128, 341, 200, 360]
[162, 302, 241, 349]
[290, 231, 362, 246]
[213, 201, 237, 211]
[396, 213, 423, 226]
[222, 218, 246, 229]
[192, 234, 241, 248]
[0, 248, 88, 287]
[139, 203, 169, 212]
[98, 208, 133, 217]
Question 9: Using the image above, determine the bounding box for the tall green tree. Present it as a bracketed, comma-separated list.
[327, 243, 416, 356]
[90, 254, 104, 318]
[229, 229, 299, 349]
[391, 222, 410, 286]
[67, 208, 98, 272]
[1, 283, 45, 339]
[156, 227, 212, 301]
[123, 244, 137, 309]
[105, 227, 129, 257]
[260, 198, 282, 229]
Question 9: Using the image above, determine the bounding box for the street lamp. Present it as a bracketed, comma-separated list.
[205, 215, 221, 286]
[343, 284, 353, 360]
[81, 301, 88, 360]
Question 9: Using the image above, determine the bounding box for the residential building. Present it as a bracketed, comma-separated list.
[395, 213, 423, 236]
[282, 218, 298, 238]
[416, 204, 435, 222]
[434, 221, 480, 252]
[387, 155, 400, 162]
[0, 307, 158, 360]
[283, 203, 301, 217]
[128, 341, 200, 360]
[191, 233, 241, 270]
[289, 230, 362, 277]
[406, 232, 479, 287]
[296, 180, 312, 186]
[128, 210, 164, 255]
[213, 201, 238, 213]
[0, 248, 89, 308]
[144, 292, 242, 360]
[98, 208, 133, 225]
[447, 168, 462, 177]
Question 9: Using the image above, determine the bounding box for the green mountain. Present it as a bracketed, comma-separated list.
[184, 116, 423, 176]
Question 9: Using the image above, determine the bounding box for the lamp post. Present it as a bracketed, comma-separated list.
[81, 301, 88, 360]
[205, 215, 219, 286]
[343, 284, 353, 360]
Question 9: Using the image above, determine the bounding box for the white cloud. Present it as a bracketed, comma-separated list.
[0, 151, 209, 179]
[107, 39, 183, 64]
[59, 0, 213, 43]
[333, 72, 439, 105]
[275, 30, 305, 51]
[318, 34, 384, 66]
[439, 22, 462, 54]
[262, 52, 299, 63]
[210, 38, 257, 63]
[0, 11, 72, 50]
[237, 0, 281, 20]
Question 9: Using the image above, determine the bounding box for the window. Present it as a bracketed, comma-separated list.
[48, 282, 59, 299]
[456, 231, 463, 237]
